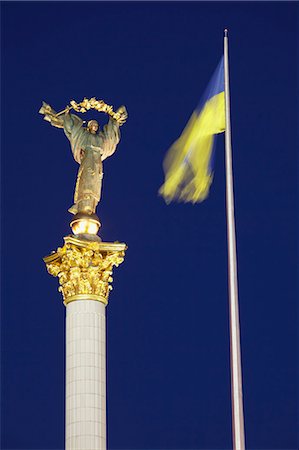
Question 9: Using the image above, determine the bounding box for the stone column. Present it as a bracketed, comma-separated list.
[65, 300, 106, 450]
[44, 235, 126, 450]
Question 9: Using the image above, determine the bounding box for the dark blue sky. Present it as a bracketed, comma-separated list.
[1, 2, 297, 449]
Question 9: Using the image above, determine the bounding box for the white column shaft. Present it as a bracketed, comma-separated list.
[65, 300, 106, 450]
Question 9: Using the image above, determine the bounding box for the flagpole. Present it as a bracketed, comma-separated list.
[223, 29, 246, 450]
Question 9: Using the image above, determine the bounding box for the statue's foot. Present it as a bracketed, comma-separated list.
[68, 204, 78, 215]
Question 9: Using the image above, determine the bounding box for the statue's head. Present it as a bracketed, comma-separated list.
[87, 120, 99, 134]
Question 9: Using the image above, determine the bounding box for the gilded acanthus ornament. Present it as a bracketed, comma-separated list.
[44, 236, 126, 305]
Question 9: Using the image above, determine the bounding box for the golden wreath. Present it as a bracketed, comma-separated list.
[68, 97, 127, 126]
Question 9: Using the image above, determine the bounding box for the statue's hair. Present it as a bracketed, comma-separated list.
[87, 120, 99, 129]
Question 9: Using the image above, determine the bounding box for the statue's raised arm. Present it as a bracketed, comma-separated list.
[100, 106, 128, 161]
[39, 102, 84, 163]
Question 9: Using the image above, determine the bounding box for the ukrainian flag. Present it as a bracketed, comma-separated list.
[159, 57, 225, 203]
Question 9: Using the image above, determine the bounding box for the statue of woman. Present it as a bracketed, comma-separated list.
[39, 102, 127, 215]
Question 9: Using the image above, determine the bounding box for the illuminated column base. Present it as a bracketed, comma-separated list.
[65, 300, 106, 450]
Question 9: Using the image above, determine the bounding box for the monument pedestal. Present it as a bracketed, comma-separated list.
[44, 235, 126, 450]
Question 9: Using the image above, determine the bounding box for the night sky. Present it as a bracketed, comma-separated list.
[1, 2, 297, 450]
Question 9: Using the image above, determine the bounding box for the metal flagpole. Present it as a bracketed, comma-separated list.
[223, 29, 246, 450]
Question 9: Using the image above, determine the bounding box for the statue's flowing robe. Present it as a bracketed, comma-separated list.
[63, 113, 120, 215]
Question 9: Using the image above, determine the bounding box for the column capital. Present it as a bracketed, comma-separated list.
[44, 235, 126, 306]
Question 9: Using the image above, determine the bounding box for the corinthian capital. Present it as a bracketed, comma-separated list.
[44, 236, 126, 305]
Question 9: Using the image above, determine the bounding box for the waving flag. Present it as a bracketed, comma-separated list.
[159, 57, 225, 203]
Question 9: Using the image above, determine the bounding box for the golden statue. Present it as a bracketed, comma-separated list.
[39, 98, 128, 217]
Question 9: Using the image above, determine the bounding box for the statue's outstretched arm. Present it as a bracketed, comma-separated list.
[100, 117, 120, 161]
[100, 106, 127, 160]
[63, 110, 83, 135]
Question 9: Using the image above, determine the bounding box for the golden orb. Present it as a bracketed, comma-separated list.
[70, 213, 101, 236]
